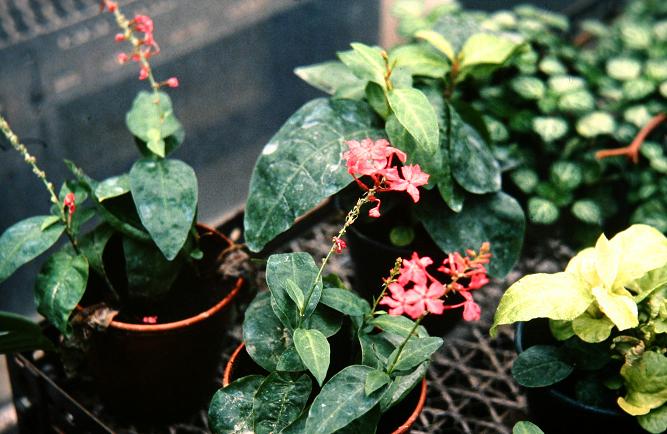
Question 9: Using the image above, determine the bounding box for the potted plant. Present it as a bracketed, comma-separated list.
[240, 1, 527, 307]
[491, 224, 667, 433]
[0, 0, 243, 422]
[209, 138, 493, 433]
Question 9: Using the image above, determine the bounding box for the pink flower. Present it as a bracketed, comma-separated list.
[114, 33, 125, 42]
[116, 52, 128, 64]
[138, 65, 149, 80]
[333, 236, 347, 254]
[380, 283, 414, 317]
[368, 195, 382, 218]
[468, 271, 489, 290]
[398, 252, 433, 286]
[165, 77, 179, 88]
[405, 282, 446, 317]
[63, 193, 76, 217]
[385, 165, 430, 202]
[101, 1, 118, 12]
[343, 138, 407, 178]
[460, 291, 481, 321]
[133, 15, 154, 34]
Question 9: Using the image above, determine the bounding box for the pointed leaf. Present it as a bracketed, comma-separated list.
[319, 287, 370, 316]
[126, 91, 183, 157]
[365, 370, 391, 395]
[512, 345, 574, 387]
[35, 251, 88, 334]
[491, 272, 593, 337]
[276, 345, 305, 372]
[387, 336, 443, 372]
[389, 43, 450, 77]
[294, 328, 330, 386]
[0, 216, 65, 283]
[253, 373, 312, 434]
[285, 279, 306, 313]
[129, 157, 197, 260]
[306, 365, 388, 434]
[122, 236, 183, 300]
[380, 362, 427, 411]
[418, 192, 525, 278]
[387, 88, 439, 160]
[369, 314, 428, 338]
[0, 311, 54, 354]
[78, 224, 114, 276]
[243, 292, 292, 371]
[294, 61, 364, 96]
[95, 174, 130, 202]
[244, 98, 381, 252]
[415, 30, 456, 62]
[338, 43, 386, 87]
[459, 33, 521, 70]
[208, 375, 264, 434]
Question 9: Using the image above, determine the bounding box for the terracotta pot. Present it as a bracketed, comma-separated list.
[88, 224, 244, 423]
[515, 320, 643, 434]
[223, 342, 427, 434]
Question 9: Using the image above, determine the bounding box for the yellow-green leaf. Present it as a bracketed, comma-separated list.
[415, 30, 456, 62]
[572, 311, 614, 343]
[609, 225, 667, 286]
[592, 286, 638, 331]
[458, 33, 521, 70]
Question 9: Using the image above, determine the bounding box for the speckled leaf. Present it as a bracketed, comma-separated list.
[276, 345, 305, 372]
[95, 174, 130, 202]
[122, 236, 183, 300]
[126, 91, 183, 157]
[294, 61, 364, 96]
[294, 328, 330, 386]
[369, 314, 428, 339]
[266, 253, 322, 329]
[253, 372, 312, 434]
[0, 216, 65, 283]
[528, 197, 559, 225]
[380, 362, 427, 411]
[78, 224, 113, 276]
[387, 336, 443, 372]
[243, 291, 292, 371]
[417, 192, 524, 278]
[0, 311, 55, 354]
[447, 105, 501, 194]
[129, 157, 197, 261]
[208, 375, 264, 434]
[34, 250, 88, 335]
[306, 365, 388, 434]
[305, 304, 343, 338]
[387, 88, 439, 161]
[244, 98, 381, 252]
[365, 370, 391, 395]
[320, 287, 370, 316]
[431, 13, 481, 52]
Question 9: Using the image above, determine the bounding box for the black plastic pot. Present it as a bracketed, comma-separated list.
[515, 320, 644, 434]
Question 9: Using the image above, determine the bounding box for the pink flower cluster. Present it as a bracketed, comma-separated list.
[343, 138, 429, 217]
[380, 243, 491, 321]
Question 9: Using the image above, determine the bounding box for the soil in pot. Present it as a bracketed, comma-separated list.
[223, 342, 427, 434]
[83, 224, 244, 424]
[515, 319, 645, 434]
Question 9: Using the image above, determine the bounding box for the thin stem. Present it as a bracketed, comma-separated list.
[369, 257, 402, 317]
[387, 314, 426, 375]
[595, 112, 667, 163]
[444, 60, 459, 100]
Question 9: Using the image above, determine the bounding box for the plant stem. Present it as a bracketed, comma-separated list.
[595, 112, 667, 163]
[0, 116, 80, 254]
[444, 60, 459, 100]
[386, 314, 426, 375]
[368, 257, 402, 317]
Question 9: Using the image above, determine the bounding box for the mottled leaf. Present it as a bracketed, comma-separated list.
[387, 336, 443, 372]
[513, 421, 544, 434]
[294, 328, 330, 386]
[126, 91, 183, 157]
[319, 287, 370, 316]
[208, 375, 264, 434]
[95, 174, 130, 202]
[253, 373, 312, 434]
[387, 88, 439, 162]
[243, 291, 292, 371]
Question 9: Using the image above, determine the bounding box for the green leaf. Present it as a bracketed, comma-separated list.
[95, 174, 130, 202]
[639, 405, 667, 434]
[253, 373, 312, 434]
[365, 82, 390, 119]
[365, 369, 391, 395]
[388, 43, 449, 77]
[577, 112, 616, 138]
[491, 272, 593, 337]
[129, 157, 197, 261]
[126, 91, 183, 157]
[244, 98, 381, 252]
[293, 328, 330, 387]
[78, 224, 114, 276]
[511, 76, 546, 100]
[0, 311, 54, 354]
[380, 362, 427, 411]
[532, 117, 568, 143]
[414, 30, 456, 62]
[319, 287, 370, 316]
[0, 216, 65, 284]
[266, 253, 322, 329]
[369, 315, 428, 339]
[294, 61, 364, 97]
[338, 43, 386, 87]
[122, 236, 183, 300]
[458, 33, 521, 71]
[208, 375, 264, 434]
[359, 333, 394, 369]
[34, 251, 88, 335]
[572, 200, 602, 225]
[417, 192, 525, 278]
[387, 336, 443, 372]
[305, 305, 343, 338]
[243, 292, 292, 371]
[609, 225, 667, 286]
[285, 279, 306, 313]
[620, 351, 667, 414]
[387, 88, 439, 160]
[513, 421, 545, 434]
[528, 197, 559, 225]
[572, 312, 614, 343]
[447, 105, 501, 194]
[549, 319, 575, 341]
[306, 365, 388, 434]
[276, 345, 305, 372]
[512, 345, 574, 387]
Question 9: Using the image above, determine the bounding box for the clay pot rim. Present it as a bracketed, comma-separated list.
[223, 342, 428, 434]
[96, 223, 243, 333]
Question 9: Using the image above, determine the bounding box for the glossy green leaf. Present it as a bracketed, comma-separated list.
[294, 61, 364, 97]
[418, 192, 525, 278]
[513, 421, 545, 434]
[78, 224, 114, 276]
[380, 362, 427, 411]
[414, 30, 456, 62]
[338, 43, 386, 87]
[122, 236, 183, 300]
[126, 91, 183, 157]
[276, 345, 305, 372]
[491, 272, 593, 337]
[0, 216, 65, 284]
[95, 174, 130, 202]
[389, 43, 449, 77]
[359, 333, 395, 369]
[208, 375, 264, 434]
[306, 365, 388, 434]
[244, 98, 381, 252]
[447, 105, 501, 194]
[387, 336, 443, 372]
[387, 88, 439, 161]
[458, 33, 521, 70]
[129, 157, 197, 261]
[365, 369, 391, 395]
[243, 292, 292, 371]
[319, 287, 370, 316]
[0, 311, 54, 354]
[253, 373, 312, 434]
[294, 328, 330, 386]
[369, 314, 428, 339]
[266, 252, 322, 329]
[304, 305, 342, 338]
[285, 279, 306, 313]
[34, 251, 88, 334]
[512, 345, 574, 387]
